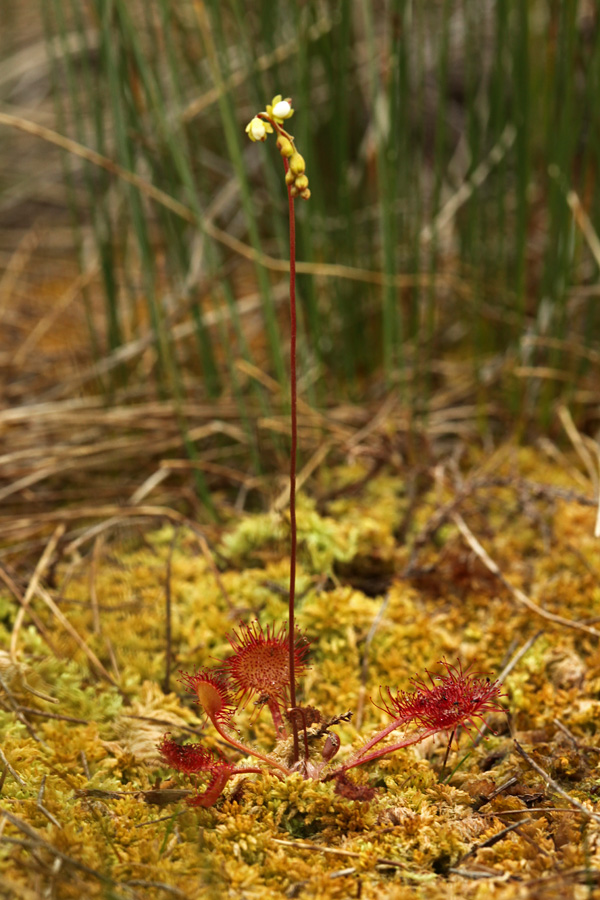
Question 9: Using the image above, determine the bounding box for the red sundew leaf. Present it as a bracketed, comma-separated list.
[376, 658, 505, 736]
[178, 667, 236, 726]
[221, 621, 309, 707]
[158, 735, 239, 807]
[158, 735, 232, 775]
[186, 769, 234, 807]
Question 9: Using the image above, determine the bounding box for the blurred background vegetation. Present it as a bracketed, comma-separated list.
[1, 1, 600, 548]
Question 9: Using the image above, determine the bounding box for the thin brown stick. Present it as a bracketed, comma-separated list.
[457, 818, 531, 863]
[452, 512, 600, 639]
[163, 532, 177, 694]
[514, 739, 600, 824]
[0, 566, 58, 654]
[89, 535, 103, 635]
[480, 807, 584, 816]
[355, 595, 390, 732]
[0, 746, 26, 788]
[0, 809, 120, 888]
[32, 583, 118, 686]
[12, 260, 99, 365]
[523, 868, 600, 888]
[0, 111, 466, 293]
[15, 706, 89, 725]
[470, 630, 542, 748]
[0, 671, 45, 745]
[272, 838, 406, 870]
[10, 523, 65, 660]
[36, 776, 62, 829]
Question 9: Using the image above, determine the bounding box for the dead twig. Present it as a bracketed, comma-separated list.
[0, 671, 45, 745]
[355, 595, 390, 732]
[31, 583, 118, 687]
[457, 818, 531, 864]
[0, 809, 130, 899]
[164, 531, 177, 694]
[10, 523, 65, 661]
[0, 746, 26, 788]
[272, 838, 406, 871]
[36, 776, 62, 829]
[452, 512, 600, 639]
[514, 739, 600, 825]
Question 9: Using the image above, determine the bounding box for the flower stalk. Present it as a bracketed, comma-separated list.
[157, 96, 506, 809]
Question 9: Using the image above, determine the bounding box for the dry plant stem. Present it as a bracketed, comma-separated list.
[0, 112, 461, 292]
[514, 740, 600, 825]
[452, 512, 600, 639]
[10, 523, 65, 661]
[163, 532, 177, 694]
[272, 839, 406, 871]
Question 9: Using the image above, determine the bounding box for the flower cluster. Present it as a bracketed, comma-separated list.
[245, 95, 311, 200]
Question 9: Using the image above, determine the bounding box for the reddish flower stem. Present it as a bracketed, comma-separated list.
[256, 113, 300, 763]
[283, 153, 299, 765]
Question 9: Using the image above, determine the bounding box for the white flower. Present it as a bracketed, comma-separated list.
[245, 116, 272, 142]
[266, 95, 294, 124]
[272, 99, 292, 119]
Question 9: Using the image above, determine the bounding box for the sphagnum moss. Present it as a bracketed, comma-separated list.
[4, 95, 600, 898]
[4, 451, 600, 896]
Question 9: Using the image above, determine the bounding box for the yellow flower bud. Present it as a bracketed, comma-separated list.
[276, 136, 294, 158]
[289, 185, 299, 198]
[289, 152, 305, 176]
[294, 174, 309, 192]
[285, 169, 296, 186]
[300, 188, 311, 200]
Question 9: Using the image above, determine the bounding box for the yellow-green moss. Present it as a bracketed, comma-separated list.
[3, 449, 600, 898]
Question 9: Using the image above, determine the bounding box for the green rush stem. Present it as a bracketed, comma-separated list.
[283, 153, 300, 765]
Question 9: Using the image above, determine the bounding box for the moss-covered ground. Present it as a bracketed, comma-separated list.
[2, 445, 600, 899]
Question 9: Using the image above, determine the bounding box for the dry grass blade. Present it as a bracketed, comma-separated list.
[452, 512, 600, 639]
[514, 740, 600, 825]
[0, 746, 26, 788]
[12, 260, 99, 366]
[31, 583, 118, 687]
[0, 809, 125, 893]
[0, 112, 467, 293]
[420, 123, 516, 243]
[10, 523, 65, 661]
[272, 839, 406, 870]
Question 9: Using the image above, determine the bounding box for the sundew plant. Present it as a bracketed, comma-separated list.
[158, 97, 505, 808]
